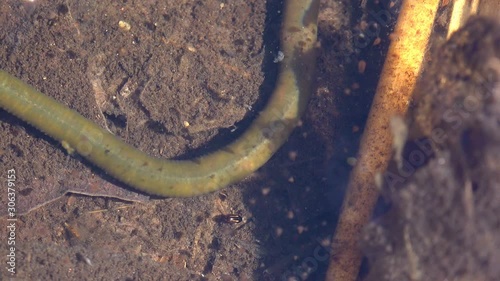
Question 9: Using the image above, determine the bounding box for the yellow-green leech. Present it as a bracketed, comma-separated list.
[0, 0, 319, 197]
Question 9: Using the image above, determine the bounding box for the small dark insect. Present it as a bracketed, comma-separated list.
[225, 214, 243, 224]
[214, 214, 243, 224]
[214, 192, 244, 224]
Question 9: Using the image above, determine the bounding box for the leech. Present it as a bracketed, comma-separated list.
[0, 0, 319, 197]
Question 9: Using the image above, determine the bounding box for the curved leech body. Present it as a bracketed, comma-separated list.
[0, 0, 319, 197]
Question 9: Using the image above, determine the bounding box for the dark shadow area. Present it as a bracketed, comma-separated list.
[240, 0, 402, 279]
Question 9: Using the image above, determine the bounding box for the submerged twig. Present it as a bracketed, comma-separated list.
[324, 0, 440, 280]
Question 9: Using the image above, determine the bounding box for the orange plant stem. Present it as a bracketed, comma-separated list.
[325, 0, 440, 280]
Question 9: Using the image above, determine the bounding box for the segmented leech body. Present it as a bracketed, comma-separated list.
[0, 0, 319, 197]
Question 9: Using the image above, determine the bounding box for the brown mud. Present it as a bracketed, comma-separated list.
[0, 0, 392, 280]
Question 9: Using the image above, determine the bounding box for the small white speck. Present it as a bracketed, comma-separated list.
[273, 51, 284, 63]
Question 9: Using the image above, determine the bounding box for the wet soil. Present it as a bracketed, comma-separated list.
[0, 0, 392, 280]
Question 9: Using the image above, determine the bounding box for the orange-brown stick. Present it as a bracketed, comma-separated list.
[325, 1, 440, 280]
